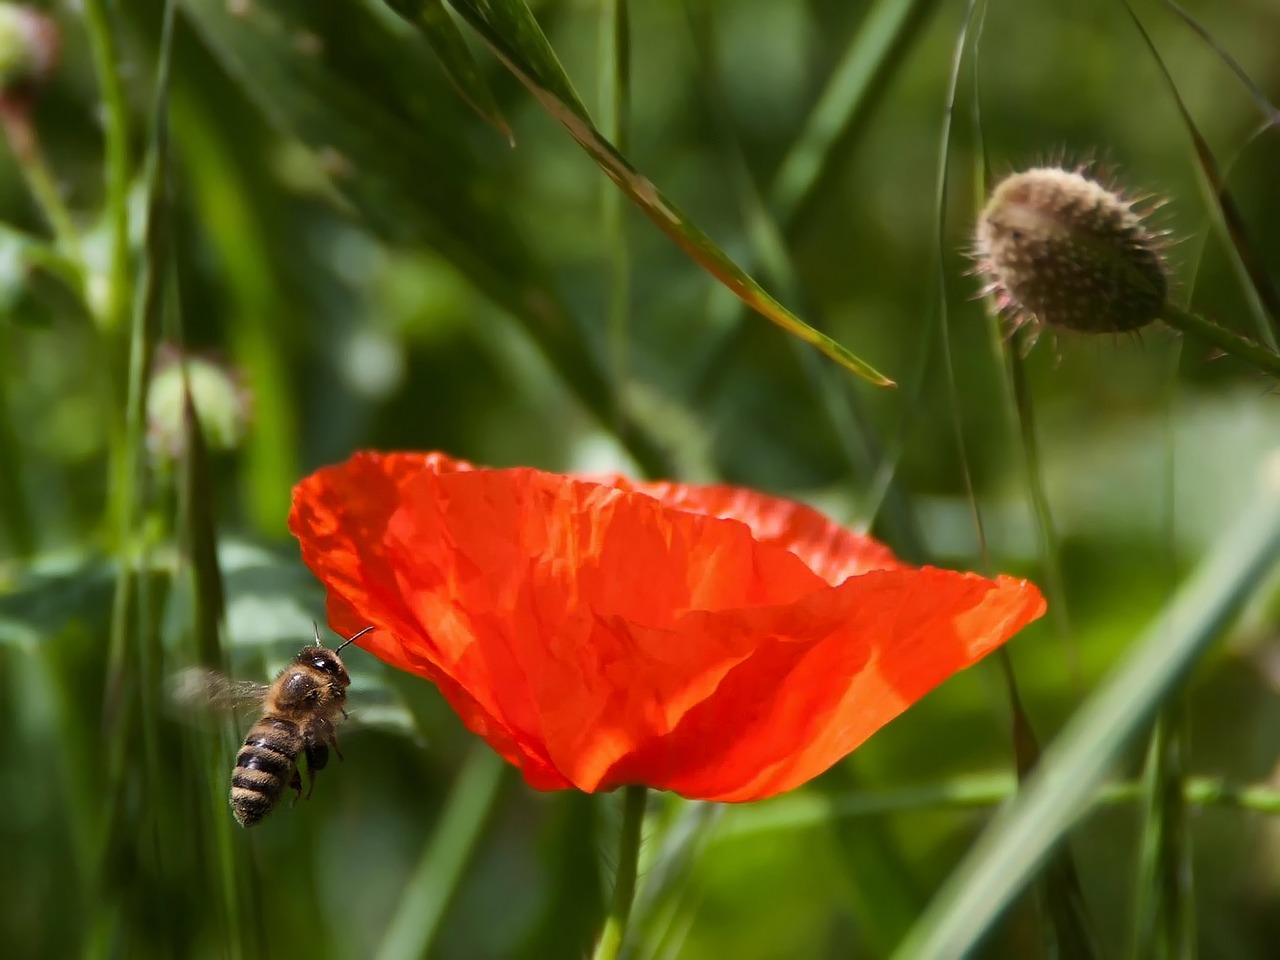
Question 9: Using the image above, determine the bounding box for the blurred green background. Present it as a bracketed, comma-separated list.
[3, 0, 1280, 957]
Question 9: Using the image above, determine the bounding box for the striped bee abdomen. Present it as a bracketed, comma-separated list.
[230, 717, 303, 827]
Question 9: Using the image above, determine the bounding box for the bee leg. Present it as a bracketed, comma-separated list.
[288, 768, 304, 807]
[303, 742, 330, 800]
[318, 716, 344, 762]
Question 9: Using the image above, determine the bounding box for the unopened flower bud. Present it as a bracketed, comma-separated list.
[0, 4, 58, 110]
[146, 346, 251, 460]
[975, 166, 1168, 335]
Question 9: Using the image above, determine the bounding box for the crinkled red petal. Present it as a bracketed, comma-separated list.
[290, 451, 1045, 800]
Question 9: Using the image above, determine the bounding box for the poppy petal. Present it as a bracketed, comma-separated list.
[290, 451, 1046, 801]
[603, 478, 901, 584]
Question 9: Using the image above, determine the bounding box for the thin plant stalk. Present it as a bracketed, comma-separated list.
[81, 0, 131, 333]
[716, 774, 1280, 842]
[0, 109, 78, 257]
[375, 747, 506, 960]
[599, 0, 631, 437]
[1161, 304, 1280, 380]
[594, 785, 648, 960]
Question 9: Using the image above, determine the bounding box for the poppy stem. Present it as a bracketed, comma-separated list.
[593, 785, 648, 960]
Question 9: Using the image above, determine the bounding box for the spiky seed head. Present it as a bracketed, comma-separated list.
[974, 166, 1168, 335]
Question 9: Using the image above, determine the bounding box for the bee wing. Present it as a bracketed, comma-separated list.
[168, 667, 270, 717]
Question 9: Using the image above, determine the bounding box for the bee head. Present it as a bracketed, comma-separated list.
[295, 624, 375, 687]
[295, 646, 351, 687]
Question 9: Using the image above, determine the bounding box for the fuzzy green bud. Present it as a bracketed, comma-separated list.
[0, 5, 58, 107]
[146, 348, 251, 460]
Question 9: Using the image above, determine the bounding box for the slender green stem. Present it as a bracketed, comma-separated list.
[1005, 328, 1079, 690]
[1131, 705, 1196, 960]
[1, 112, 80, 258]
[375, 748, 506, 960]
[1162, 304, 1280, 380]
[81, 0, 131, 332]
[0, 324, 35, 555]
[0, 221, 85, 294]
[593, 785, 648, 960]
[599, 0, 631, 435]
[716, 774, 1280, 842]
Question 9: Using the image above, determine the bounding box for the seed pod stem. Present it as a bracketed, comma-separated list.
[1161, 305, 1280, 381]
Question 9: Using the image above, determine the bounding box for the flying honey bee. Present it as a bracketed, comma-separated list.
[177, 624, 374, 827]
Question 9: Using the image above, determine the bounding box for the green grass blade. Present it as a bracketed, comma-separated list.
[936, 30, 1094, 953]
[771, 0, 940, 226]
[687, 0, 938, 437]
[176, 383, 227, 667]
[516, 792, 607, 959]
[447, 0, 589, 115]
[680, 0, 901, 478]
[678, 0, 916, 549]
[628, 800, 722, 959]
[384, 0, 513, 141]
[599, 0, 631, 428]
[1131, 707, 1196, 960]
[686, 0, 937, 470]
[892, 460, 1280, 960]
[716, 774, 1018, 840]
[96, 3, 177, 955]
[0, 326, 35, 557]
[1124, 3, 1280, 350]
[166, 93, 300, 533]
[182, 0, 676, 478]
[825, 765, 929, 958]
[441, 0, 893, 385]
[1158, 0, 1279, 122]
[931, 0, 988, 566]
[374, 747, 507, 960]
[82, 0, 132, 333]
[1004, 338, 1077, 674]
[997, 652, 1098, 960]
[687, 773, 1280, 843]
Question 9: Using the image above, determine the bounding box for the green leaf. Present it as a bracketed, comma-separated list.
[1131, 707, 1196, 960]
[771, 0, 940, 226]
[383, 0, 513, 142]
[1125, 3, 1280, 350]
[181, 0, 676, 478]
[0, 554, 118, 648]
[447, 0, 589, 115]
[440, 0, 893, 385]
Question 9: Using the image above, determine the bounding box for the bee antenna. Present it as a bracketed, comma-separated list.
[334, 626, 375, 654]
[312, 621, 323, 647]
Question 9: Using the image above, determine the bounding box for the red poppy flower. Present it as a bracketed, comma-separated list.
[290, 451, 1045, 802]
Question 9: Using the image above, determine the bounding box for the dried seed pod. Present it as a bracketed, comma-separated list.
[974, 166, 1168, 335]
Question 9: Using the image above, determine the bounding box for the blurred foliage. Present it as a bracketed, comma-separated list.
[3, 0, 1280, 958]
